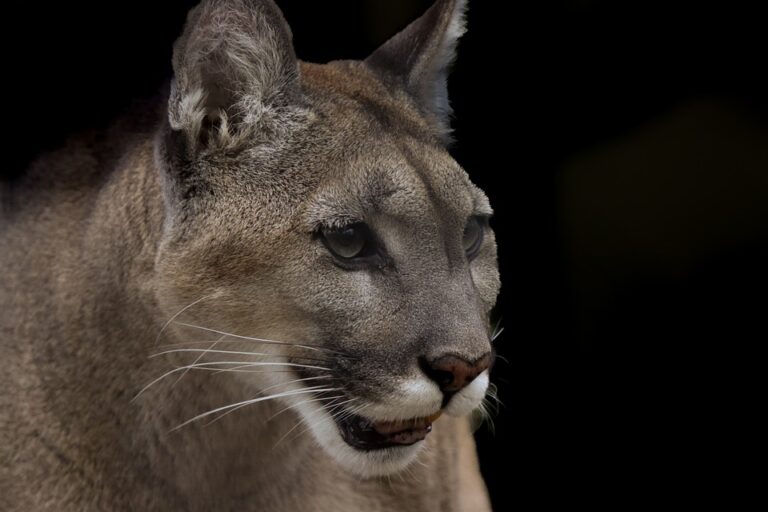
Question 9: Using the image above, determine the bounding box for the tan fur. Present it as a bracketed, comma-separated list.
[0, 1, 497, 510]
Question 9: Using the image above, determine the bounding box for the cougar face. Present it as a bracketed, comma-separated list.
[153, 0, 499, 477]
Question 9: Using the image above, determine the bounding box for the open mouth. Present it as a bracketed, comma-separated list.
[336, 411, 443, 451]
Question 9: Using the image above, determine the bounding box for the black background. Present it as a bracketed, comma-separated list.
[5, 1, 767, 509]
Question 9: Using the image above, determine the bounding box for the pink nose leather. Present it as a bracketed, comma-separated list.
[421, 353, 491, 393]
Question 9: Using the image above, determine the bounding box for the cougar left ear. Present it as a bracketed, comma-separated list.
[365, 0, 467, 144]
[168, 0, 300, 157]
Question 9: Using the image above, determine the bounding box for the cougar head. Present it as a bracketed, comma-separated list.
[153, 0, 499, 477]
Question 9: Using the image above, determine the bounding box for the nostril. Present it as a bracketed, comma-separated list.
[433, 370, 455, 389]
[419, 357, 455, 389]
[419, 353, 491, 394]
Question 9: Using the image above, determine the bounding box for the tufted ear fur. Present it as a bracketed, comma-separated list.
[365, 0, 467, 143]
[168, 0, 300, 156]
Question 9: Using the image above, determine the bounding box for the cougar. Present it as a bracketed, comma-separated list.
[0, 0, 500, 509]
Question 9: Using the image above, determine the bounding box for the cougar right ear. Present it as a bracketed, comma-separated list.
[167, 0, 300, 157]
[365, 0, 468, 144]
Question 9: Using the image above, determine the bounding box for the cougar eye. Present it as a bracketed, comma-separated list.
[320, 223, 373, 260]
[463, 216, 486, 260]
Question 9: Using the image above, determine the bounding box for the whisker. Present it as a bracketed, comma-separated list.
[330, 400, 366, 427]
[284, 399, 367, 447]
[477, 400, 496, 435]
[174, 322, 353, 357]
[172, 334, 227, 387]
[202, 376, 333, 426]
[273, 415, 313, 449]
[266, 395, 344, 423]
[157, 339, 342, 364]
[170, 385, 339, 432]
[277, 401, 335, 447]
[471, 382, 503, 435]
[485, 382, 503, 407]
[273, 397, 356, 448]
[209, 362, 266, 376]
[491, 316, 503, 336]
[150, 348, 330, 364]
[324, 397, 357, 422]
[189, 367, 303, 375]
[327, 400, 360, 425]
[287, 399, 363, 445]
[157, 338, 354, 367]
[258, 376, 332, 396]
[158, 338, 330, 350]
[180, 366, 306, 375]
[133, 361, 332, 401]
[154, 294, 215, 346]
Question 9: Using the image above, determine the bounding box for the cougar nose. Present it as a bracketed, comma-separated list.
[420, 353, 492, 395]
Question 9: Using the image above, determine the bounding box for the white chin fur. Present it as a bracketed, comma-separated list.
[290, 394, 425, 477]
[286, 371, 489, 477]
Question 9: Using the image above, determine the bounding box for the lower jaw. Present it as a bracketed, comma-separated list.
[337, 413, 437, 451]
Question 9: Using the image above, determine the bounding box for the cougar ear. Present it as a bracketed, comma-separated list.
[168, 0, 300, 156]
[365, 0, 467, 143]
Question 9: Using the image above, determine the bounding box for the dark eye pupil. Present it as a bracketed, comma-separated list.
[463, 217, 485, 259]
[322, 225, 367, 259]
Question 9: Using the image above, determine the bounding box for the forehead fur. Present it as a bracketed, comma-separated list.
[300, 61, 434, 144]
[293, 61, 491, 230]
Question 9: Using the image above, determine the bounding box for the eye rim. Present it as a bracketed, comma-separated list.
[463, 215, 488, 261]
[316, 222, 385, 270]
